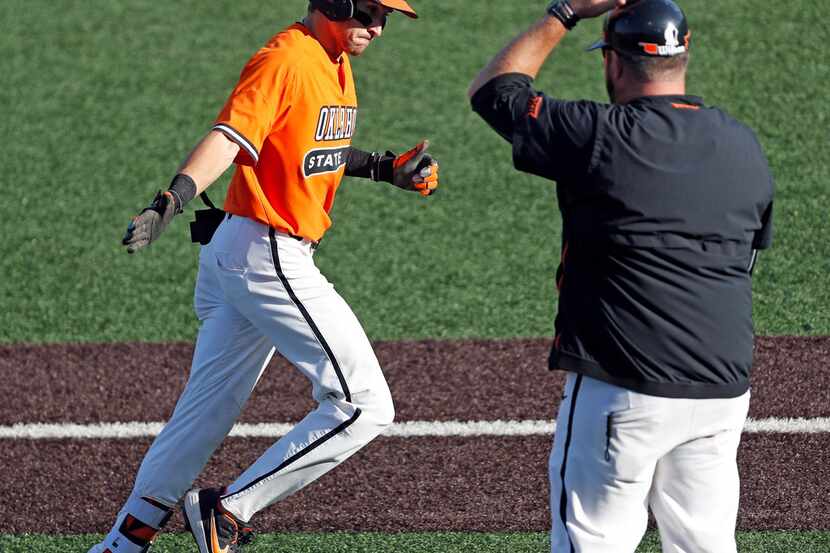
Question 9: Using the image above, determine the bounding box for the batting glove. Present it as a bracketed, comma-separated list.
[122, 190, 178, 254]
[392, 140, 439, 197]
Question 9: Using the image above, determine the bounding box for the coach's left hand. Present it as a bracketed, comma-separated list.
[392, 141, 439, 197]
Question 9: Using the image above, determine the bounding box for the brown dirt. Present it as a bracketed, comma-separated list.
[0, 337, 828, 425]
[0, 434, 827, 534]
[0, 336, 828, 534]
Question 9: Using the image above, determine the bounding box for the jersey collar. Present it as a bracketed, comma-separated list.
[295, 21, 348, 65]
[628, 94, 705, 107]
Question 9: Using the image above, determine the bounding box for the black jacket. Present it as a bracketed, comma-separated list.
[472, 73, 774, 399]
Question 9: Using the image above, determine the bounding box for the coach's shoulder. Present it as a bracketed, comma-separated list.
[697, 103, 753, 133]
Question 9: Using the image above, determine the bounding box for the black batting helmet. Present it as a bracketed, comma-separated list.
[587, 0, 690, 57]
[309, 0, 417, 21]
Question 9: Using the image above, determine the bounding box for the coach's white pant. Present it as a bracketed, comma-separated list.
[129, 214, 394, 522]
[549, 373, 749, 553]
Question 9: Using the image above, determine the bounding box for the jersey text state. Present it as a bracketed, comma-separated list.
[303, 146, 350, 177]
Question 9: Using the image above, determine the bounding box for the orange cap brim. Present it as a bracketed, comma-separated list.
[379, 0, 418, 18]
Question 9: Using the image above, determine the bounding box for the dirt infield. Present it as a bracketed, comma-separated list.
[1, 337, 828, 424]
[1, 434, 828, 534]
[0, 336, 828, 534]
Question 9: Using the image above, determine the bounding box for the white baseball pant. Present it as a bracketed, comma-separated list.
[126, 214, 394, 522]
[549, 372, 749, 553]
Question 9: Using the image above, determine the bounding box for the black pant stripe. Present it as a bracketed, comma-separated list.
[558, 374, 583, 553]
[268, 228, 352, 402]
[223, 408, 362, 498]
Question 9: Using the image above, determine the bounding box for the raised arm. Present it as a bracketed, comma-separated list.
[468, 16, 567, 100]
[468, 0, 626, 98]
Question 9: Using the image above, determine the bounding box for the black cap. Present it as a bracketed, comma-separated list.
[587, 0, 690, 57]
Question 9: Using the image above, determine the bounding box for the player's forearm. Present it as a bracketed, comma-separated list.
[344, 147, 394, 182]
[345, 144, 438, 196]
[468, 15, 567, 99]
[177, 130, 241, 194]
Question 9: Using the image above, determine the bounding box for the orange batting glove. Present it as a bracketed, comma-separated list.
[392, 140, 440, 197]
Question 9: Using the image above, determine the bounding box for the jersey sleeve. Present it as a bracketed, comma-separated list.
[213, 50, 297, 166]
[512, 94, 599, 182]
[471, 73, 599, 182]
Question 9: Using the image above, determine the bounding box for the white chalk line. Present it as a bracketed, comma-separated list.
[0, 417, 828, 440]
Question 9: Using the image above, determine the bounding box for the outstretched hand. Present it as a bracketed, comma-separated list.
[568, 0, 627, 19]
[392, 140, 439, 197]
[122, 191, 178, 253]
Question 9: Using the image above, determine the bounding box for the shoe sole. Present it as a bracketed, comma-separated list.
[183, 489, 212, 553]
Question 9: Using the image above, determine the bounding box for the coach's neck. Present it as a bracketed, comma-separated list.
[615, 79, 687, 104]
[605, 50, 687, 104]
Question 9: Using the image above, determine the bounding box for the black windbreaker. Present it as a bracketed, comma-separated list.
[472, 73, 774, 399]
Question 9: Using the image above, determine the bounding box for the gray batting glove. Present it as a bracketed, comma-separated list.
[122, 191, 177, 253]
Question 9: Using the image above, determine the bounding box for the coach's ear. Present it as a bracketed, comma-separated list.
[605, 49, 624, 80]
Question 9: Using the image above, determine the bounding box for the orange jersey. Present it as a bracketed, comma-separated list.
[213, 23, 358, 241]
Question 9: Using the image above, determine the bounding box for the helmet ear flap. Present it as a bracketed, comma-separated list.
[310, 0, 355, 21]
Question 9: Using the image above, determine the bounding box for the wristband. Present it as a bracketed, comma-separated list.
[547, 0, 580, 30]
[168, 173, 197, 214]
[370, 151, 395, 184]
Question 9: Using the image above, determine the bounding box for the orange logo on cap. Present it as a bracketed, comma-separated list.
[639, 42, 660, 55]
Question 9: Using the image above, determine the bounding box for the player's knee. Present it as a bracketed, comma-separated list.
[375, 392, 395, 428]
[354, 385, 395, 430]
[368, 388, 396, 428]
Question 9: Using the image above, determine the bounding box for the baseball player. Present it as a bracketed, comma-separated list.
[88, 1, 438, 552]
[470, 0, 773, 552]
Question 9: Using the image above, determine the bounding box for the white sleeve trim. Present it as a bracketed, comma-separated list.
[213, 123, 259, 164]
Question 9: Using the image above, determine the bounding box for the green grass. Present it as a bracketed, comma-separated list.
[3, 531, 830, 553]
[0, 6, 825, 552]
[1, 0, 827, 343]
